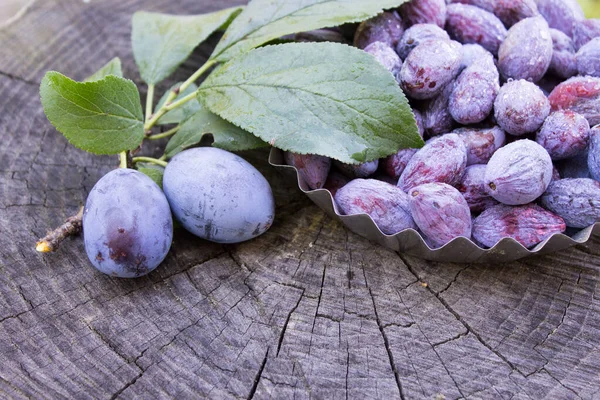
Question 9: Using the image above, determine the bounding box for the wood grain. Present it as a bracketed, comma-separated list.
[1, 0, 599, 398]
[0, 0, 32, 26]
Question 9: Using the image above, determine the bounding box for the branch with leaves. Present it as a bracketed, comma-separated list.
[37, 0, 423, 251]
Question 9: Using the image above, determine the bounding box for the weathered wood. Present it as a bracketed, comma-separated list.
[1, 0, 599, 398]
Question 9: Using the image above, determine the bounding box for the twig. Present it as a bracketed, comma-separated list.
[36, 206, 84, 253]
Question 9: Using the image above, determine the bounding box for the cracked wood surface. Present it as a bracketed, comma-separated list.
[1, 0, 600, 398]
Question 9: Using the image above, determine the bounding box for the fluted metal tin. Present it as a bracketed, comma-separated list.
[269, 148, 599, 264]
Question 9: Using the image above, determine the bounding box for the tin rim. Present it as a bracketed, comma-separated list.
[269, 147, 599, 263]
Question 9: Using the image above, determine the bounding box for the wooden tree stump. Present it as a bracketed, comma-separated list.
[1, 1, 599, 398]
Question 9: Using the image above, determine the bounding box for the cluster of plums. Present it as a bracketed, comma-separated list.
[83, 148, 275, 278]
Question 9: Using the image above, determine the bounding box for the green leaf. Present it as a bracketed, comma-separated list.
[137, 163, 165, 189]
[165, 106, 267, 159]
[85, 57, 123, 82]
[210, 0, 409, 62]
[199, 42, 422, 164]
[154, 82, 200, 125]
[40, 72, 145, 155]
[132, 7, 244, 85]
[579, 0, 600, 18]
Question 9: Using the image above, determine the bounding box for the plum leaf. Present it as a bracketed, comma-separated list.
[199, 42, 422, 163]
[210, 0, 410, 61]
[85, 57, 123, 82]
[165, 106, 267, 158]
[40, 72, 145, 155]
[132, 7, 243, 85]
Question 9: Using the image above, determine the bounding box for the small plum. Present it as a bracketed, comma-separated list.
[395, 23, 450, 60]
[576, 37, 600, 77]
[364, 41, 403, 78]
[323, 171, 350, 198]
[536, 110, 590, 160]
[573, 19, 600, 51]
[399, 39, 462, 100]
[473, 204, 566, 248]
[548, 76, 600, 126]
[460, 44, 492, 70]
[494, 79, 550, 136]
[354, 11, 404, 49]
[588, 125, 600, 180]
[408, 182, 472, 248]
[456, 164, 499, 213]
[445, 4, 507, 56]
[399, 0, 447, 28]
[334, 179, 416, 234]
[548, 29, 578, 80]
[334, 160, 379, 179]
[284, 152, 331, 190]
[385, 148, 418, 180]
[484, 140, 553, 205]
[541, 178, 600, 228]
[497, 16, 553, 83]
[398, 133, 467, 191]
[454, 126, 506, 166]
[449, 53, 499, 125]
[422, 81, 457, 136]
[537, 0, 585, 38]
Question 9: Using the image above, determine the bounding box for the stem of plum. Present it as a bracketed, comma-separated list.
[36, 206, 84, 253]
[132, 157, 168, 168]
[145, 84, 155, 123]
[165, 92, 197, 112]
[119, 151, 128, 168]
[147, 126, 180, 140]
[144, 59, 216, 131]
[180, 59, 216, 96]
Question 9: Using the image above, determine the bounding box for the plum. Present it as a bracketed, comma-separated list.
[537, 0, 584, 38]
[354, 11, 404, 49]
[484, 139, 553, 205]
[163, 148, 275, 243]
[399, 39, 462, 100]
[473, 204, 566, 248]
[284, 152, 331, 190]
[83, 169, 173, 278]
[494, 79, 550, 136]
[548, 29, 578, 80]
[449, 53, 499, 125]
[454, 126, 506, 166]
[334, 159, 379, 179]
[535, 110, 590, 160]
[399, 0, 447, 28]
[395, 23, 450, 60]
[408, 182, 472, 247]
[398, 133, 468, 191]
[334, 179, 416, 234]
[456, 164, 499, 213]
[364, 41, 403, 78]
[548, 76, 600, 126]
[497, 16, 553, 83]
[445, 4, 507, 56]
[541, 178, 600, 228]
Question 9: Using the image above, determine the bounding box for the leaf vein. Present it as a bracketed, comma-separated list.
[96, 90, 139, 120]
[214, 0, 335, 58]
[57, 85, 140, 122]
[202, 82, 399, 133]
